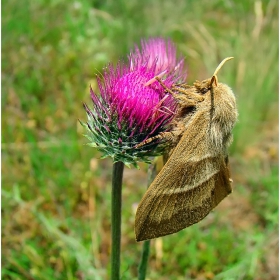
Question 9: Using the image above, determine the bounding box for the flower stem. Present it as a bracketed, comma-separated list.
[111, 161, 124, 280]
[138, 162, 157, 280]
[138, 240, 151, 280]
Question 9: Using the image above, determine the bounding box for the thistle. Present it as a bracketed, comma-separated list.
[82, 38, 185, 167]
[81, 38, 185, 280]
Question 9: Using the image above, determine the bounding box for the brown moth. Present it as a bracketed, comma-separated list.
[135, 57, 238, 242]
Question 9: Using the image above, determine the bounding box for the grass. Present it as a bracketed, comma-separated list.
[2, 0, 278, 279]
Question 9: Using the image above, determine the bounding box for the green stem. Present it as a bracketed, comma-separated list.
[138, 162, 157, 280]
[111, 161, 124, 280]
[138, 240, 151, 280]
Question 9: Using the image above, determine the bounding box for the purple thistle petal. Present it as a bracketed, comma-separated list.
[129, 38, 185, 80]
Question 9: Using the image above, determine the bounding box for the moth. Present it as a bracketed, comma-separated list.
[135, 57, 238, 242]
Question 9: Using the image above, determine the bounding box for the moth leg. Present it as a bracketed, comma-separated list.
[155, 77, 204, 104]
[172, 85, 205, 102]
[135, 128, 184, 149]
[174, 82, 191, 89]
[175, 95, 201, 107]
[155, 77, 176, 97]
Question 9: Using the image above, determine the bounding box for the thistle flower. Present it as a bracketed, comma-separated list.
[82, 38, 185, 167]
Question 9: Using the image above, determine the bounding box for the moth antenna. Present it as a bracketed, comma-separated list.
[212, 57, 234, 85]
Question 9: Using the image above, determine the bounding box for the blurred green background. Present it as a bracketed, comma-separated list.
[2, 0, 278, 279]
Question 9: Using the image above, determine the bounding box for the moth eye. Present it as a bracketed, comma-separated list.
[200, 88, 209, 94]
[179, 106, 195, 118]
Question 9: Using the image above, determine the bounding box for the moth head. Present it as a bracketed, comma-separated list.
[194, 57, 234, 95]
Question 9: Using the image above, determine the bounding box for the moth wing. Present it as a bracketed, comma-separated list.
[135, 115, 232, 241]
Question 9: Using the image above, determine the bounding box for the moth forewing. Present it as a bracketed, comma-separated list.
[135, 108, 232, 241]
[135, 58, 237, 242]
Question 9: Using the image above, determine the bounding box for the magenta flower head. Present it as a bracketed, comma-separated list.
[82, 38, 185, 167]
